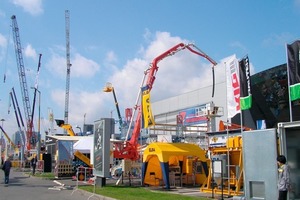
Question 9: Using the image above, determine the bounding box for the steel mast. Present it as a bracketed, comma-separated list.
[64, 10, 71, 128]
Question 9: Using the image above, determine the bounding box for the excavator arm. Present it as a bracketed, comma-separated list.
[55, 119, 76, 136]
[0, 126, 17, 148]
[114, 43, 217, 161]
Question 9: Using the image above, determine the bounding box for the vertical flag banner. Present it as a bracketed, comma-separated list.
[226, 55, 241, 118]
[141, 86, 155, 128]
[239, 56, 252, 110]
[287, 40, 300, 101]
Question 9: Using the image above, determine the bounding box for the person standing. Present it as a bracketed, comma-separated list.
[31, 154, 38, 176]
[2, 157, 12, 184]
[277, 155, 290, 200]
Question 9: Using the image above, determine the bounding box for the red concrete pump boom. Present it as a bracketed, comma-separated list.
[113, 43, 217, 161]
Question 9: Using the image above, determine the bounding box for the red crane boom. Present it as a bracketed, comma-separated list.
[113, 43, 217, 160]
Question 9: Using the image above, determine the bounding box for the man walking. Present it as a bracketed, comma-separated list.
[2, 157, 12, 184]
[31, 154, 38, 176]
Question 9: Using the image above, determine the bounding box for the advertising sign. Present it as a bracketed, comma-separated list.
[93, 118, 114, 177]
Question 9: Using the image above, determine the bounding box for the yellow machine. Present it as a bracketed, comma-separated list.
[142, 143, 209, 188]
[0, 126, 20, 154]
[55, 119, 76, 136]
[74, 150, 92, 167]
[201, 135, 244, 196]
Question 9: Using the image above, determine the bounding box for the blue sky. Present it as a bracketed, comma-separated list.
[0, 0, 300, 138]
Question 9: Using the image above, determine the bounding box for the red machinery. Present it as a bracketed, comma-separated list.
[219, 120, 252, 131]
[113, 43, 217, 161]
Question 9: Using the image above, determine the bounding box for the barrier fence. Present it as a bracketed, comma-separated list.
[11, 160, 44, 173]
[71, 166, 96, 200]
[37, 160, 44, 173]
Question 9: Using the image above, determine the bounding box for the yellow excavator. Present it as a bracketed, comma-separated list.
[55, 119, 76, 136]
[0, 126, 20, 159]
[55, 119, 92, 169]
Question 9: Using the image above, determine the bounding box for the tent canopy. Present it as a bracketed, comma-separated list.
[142, 142, 208, 189]
[143, 142, 206, 163]
[73, 136, 93, 153]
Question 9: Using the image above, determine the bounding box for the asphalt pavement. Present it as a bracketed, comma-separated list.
[0, 168, 114, 200]
[0, 168, 238, 200]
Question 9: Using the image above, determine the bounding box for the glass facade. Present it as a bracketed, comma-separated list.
[233, 64, 300, 129]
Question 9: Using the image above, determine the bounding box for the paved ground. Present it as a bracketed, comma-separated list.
[0, 168, 114, 200]
[0, 168, 240, 200]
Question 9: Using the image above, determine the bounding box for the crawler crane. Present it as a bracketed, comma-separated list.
[11, 15, 34, 151]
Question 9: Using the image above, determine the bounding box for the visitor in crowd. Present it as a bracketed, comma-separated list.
[2, 157, 12, 184]
[277, 155, 290, 200]
[31, 154, 38, 176]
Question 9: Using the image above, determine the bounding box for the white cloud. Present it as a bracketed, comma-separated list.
[11, 0, 43, 16]
[46, 31, 225, 135]
[143, 28, 152, 43]
[0, 33, 7, 61]
[24, 44, 37, 59]
[71, 53, 100, 78]
[106, 31, 219, 110]
[46, 53, 65, 78]
[0, 33, 7, 48]
[46, 52, 100, 78]
[110, 58, 148, 109]
[50, 88, 107, 134]
[51, 89, 65, 109]
[105, 51, 117, 63]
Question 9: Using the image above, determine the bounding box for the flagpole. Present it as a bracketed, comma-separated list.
[239, 58, 244, 134]
[286, 43, 293, 122]
[224, 61, 231, 195]
[238, 55, 244, 134]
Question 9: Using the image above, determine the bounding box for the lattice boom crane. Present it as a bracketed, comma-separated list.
[64, 10, 71, 126]
[11, 15, 33, 151]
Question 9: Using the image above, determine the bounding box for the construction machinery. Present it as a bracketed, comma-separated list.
[201, 135, 244, 196]
[219, 120, 252, 131]
[55, 120, 94, 169]
[55, 119, 76, 136]
[29, 54, 42, 159]
[64, 10, 71, 128]
[0, 126, 21, 161]
[113, 43, 217, 161]
[0, 126, 17, 150]
[9, 87, 26, 163]
[103, 82, 123, 133]
[11, 15, 35, 151]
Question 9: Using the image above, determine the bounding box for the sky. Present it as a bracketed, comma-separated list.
[0, 0, 300, 140]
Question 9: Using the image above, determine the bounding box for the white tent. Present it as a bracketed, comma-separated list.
[73, 136, 93, 153]
[73, 136, 94, 164]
